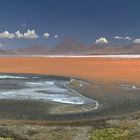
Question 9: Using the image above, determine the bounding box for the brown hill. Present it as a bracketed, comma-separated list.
[87, 44, 140, 55]
[1, 40, 140, 55]
[48, 39, 87, 55]
[14, 45, 49, 55]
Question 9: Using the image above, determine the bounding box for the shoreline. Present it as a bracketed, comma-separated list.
[0, 73, 139, 123]
[0, 57, 138, 124]
[0, 54, 140, 58]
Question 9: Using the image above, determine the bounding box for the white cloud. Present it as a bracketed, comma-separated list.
[0, 31, 15, 39]
[0, 43, 4, 47]
[24, 30, 39, 39]
[43, 32, 50, 39]
[133, 38, 140, 44]
[15, 31, 24, 39]
[0, 30, 39, 39]
[54, 35, 59, 38]
[95, 37, 108, 44]
[114, 36, 132, 40]
[21, 23, 26, 27]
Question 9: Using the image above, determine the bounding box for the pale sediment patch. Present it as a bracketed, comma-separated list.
[1, 54, 140, 58]
[0, 75, 27, 79]
[28, 54, 140, 58]
[66, 78, 99, 109]
[120, 84, 139, 90]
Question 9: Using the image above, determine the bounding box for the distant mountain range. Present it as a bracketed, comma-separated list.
[14, 45, 49, 55]
[48, 39, 87, 55]
[1, 39, 140, 55]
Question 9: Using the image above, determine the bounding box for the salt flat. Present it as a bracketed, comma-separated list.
[1, 54, 140, 58]
[31, 55, 140, 58]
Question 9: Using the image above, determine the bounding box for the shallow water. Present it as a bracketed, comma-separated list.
[0, 74, 98, 120]
[0, 74, 96, 105]
[0, 74, 140, 121]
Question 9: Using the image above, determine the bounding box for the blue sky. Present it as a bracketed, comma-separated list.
[0, 0, 140, 49]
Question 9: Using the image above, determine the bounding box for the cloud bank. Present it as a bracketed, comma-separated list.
[24, 30, 39, 39]
[0, 31, 15, 39]
[0, 30, 39, 39]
